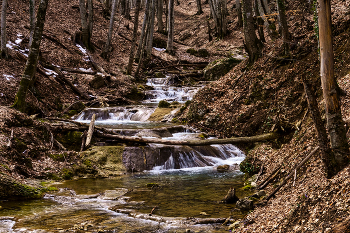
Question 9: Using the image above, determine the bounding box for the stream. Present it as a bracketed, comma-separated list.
[0, 75, 247, 232]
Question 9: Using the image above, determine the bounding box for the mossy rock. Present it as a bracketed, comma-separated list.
[80, 146, 126, 177]
[126, 87, 145, 101]
[197, 49, 210, 57]
[203, 57, 242, 81]
[56, 131, 83, 151]
[239, 157, 262, 175]
[158, 100, 171, 108]
[154, 72, 166, 78]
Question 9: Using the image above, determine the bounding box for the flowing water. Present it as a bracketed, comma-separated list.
[0, 75, 247, 232]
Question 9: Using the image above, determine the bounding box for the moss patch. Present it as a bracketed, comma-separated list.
[56, 131, 83, 151]
[148, 108, 174, 122]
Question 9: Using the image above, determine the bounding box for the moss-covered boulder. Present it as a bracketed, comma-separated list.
[80, 146, 126, 177]
[0, 174, 48, 200]
[56, 131, 83, 151]
[203, 57, 242, 81]
[126, 87, 145, 101]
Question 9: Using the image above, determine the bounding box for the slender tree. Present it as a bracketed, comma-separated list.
[101, 0, 118, 59]
[1, 0, 8, 58]
[236, 0, 243, 27]
[256, 0, 277, 40]
[29, 0, 36, 48]
[196, 0, 203, 15]
[156, 0, 163, 32]
[254, 0, 265, 42]
[145, 0, 156, 60]
[166, 0, 174, 53]
[242, 0, 262, 65]
[276, 0, 289, 55]
[318, 0, 349, 176]
[135, 0, 151, 61]
[79, 0, 93, 49]
[12, 0, 49, 112]
[126, 0, 141, 74]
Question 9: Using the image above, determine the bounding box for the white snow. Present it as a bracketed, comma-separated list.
[76, 44, 87, 54]
[15, 38, 22, 44]
[43, 68, 58, 76]
[153, 47, 166, 52]
[3, 74, 14, 81]
[79, 67, 94, 72]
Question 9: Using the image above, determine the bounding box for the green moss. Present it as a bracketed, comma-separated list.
[185, 100, 192, 107]
[56, 131, 83, 151]
[126, 87, 145, 101]
[171, 118, 178, 123]
[180, 106, 186, 113]
[242, 184, 253, 190]
[49, 153, 66, 162]
[197, 49, 209, 57]
[0, 164, 10, 171]
[46, 173, 61, 181]
[61, 168, 74, 180]
[68, 110, 78, 116]
[186, 48, 197, 55]
[146, 183, 159, 188]
[158, 100, 171, 108]
[83, 159, 92, 167]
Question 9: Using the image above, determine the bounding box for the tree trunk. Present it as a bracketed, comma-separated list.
[157, 0, 163, 32]
[276, 0, 289, 55]
[236, 0, 243, 27]
[257, 0, 277, 40]
[12, 0, 49, 113]
[318, 0, 349, 176]
[88, 0, 93, 38]
[29, 0, 36, 48]
[79, 0, 91, 49]
[196, 0, 203, 14]
[96, 131, 278, 145]
[101, 0, 118, 59]
[1, 0, 8, 58]
[135, 0, 151, 61]
[145, 0, 156, 60]
[242, 0, 262, 65]
[126, 0, 141, 74]
[301, 76, 337, 178]
[166, 0, 174, 53]
[254, 0, 265, 42]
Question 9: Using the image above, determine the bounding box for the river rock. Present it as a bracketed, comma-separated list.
[217, 164, 230, 172]
[222, 187, 239, 204]
[101, 188, 128, 200]
[236, 198, 254, 211]
[89, 74, 106, 89]
[228, 220, 241, 230]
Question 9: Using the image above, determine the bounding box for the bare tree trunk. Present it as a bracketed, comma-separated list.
[276, 0, 289, 55]
[1, 0, 8, 58]
[196, 0, 203, 14]
[146, 0, 156, 60]
[254, 0, 265, 42]
[101, 0, 118, 59]
[126, 0, 141, 74]
[29, 0, 36, 48]
[236, 0, 243, 27]
[209, 0, 227, 38]
[88, 0, 93, 38]
[12, 0, 49, 112]
[318, 0, 349, 177]
[135, 0, 151, 61]
[166, 0, 174, 53]
[242, 0, 262, 65]
[79, 0, 91, 49]
[157, 0, 163, 32]
[165, 0, 169, 32]
[257, 0, 277, 40]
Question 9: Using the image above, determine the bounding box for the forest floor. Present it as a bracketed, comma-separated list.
[1, 0, 350, 232]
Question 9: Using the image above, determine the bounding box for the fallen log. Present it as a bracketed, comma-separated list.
[60, 67, 97, 75]
[96, 132, 279, 146]
[265, 146, 319, 201]
[85, 114, 96, 147]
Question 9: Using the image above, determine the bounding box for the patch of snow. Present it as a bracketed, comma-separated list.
[76, 44, 87, 54]
[79, 67, 94, 72]
[0, 93, 4, 97]
[3, 74, 14, 81]
[43, 68, 58, 76]
[153, 47, 166, 52]
[6, 41, 16, 49]
[15, 38, 23, 44]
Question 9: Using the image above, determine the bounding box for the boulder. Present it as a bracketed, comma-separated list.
[217, 164, 230, 172]
[203, 57, 242, 81]
[89, 74, 106, 89]
[222, 187, 239, 204]
[236, 198, 254, 211]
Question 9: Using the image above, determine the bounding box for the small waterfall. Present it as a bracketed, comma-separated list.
[143, 75, 201, 103]
[74, 106, 155, 123]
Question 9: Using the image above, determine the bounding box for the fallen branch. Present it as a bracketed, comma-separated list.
[96, 132, 279, 146]
[7, 129, 14, 148]
[265, 146, 319, 201]
[195, 218, 227, 224]
[149, 206, 158, 215]
[61, 67, 97, 75]
[258, 164, 282, 190]
[85, 114, 96, 147]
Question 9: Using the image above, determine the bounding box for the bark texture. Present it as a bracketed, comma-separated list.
[166, 0, 174, 52]
[12, 0, 49, 113]
[101, 0, 118, 59]
[318, 0, 349, 176]
[1, 0, 8, 58]
[126, 0, 141, 74]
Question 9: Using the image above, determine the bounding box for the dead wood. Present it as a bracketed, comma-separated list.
[85, 114, 96, 147]
[53, 138, 67, 151]
[195, 218, 227, 224]
[149, 206, 158, 215]
[258, 164, 282, 190]
[7, 129, 13, 148]
[154, 63, 208, 70]
[41, 63, 90, 100]
[61, 67, 97, 75]
[95, 132, 279, 145]
[86, 51, 110, 77]
[265, 146, 319, 201]
[80, 130, 87, 152]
